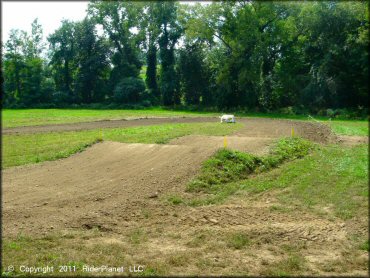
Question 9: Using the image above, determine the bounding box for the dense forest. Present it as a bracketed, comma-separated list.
[2, 1, 368, 117]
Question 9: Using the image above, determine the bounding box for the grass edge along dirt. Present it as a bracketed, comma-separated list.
[2, 122, 242, 168]
[3, 109, 368, 136]
[167, 137, 313, 205]
[168, 140, 368, 222]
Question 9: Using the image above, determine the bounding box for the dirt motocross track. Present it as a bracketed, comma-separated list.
[3, 117, 366, 276]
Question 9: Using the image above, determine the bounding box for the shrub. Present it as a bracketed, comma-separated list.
[326, 108, 335, 117]
[187, 137, 313, 193]
[114, 77, 146, 103]
[279, 106, 295, 115]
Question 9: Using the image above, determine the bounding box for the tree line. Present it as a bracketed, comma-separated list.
[2, 1, 368, 116]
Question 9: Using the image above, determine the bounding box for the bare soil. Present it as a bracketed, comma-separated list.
[337, 135, 368, 146]
[3, 118, 367, 276]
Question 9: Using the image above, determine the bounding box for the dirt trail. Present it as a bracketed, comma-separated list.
[3, 135, 274, 237]
[3, 117, 336, 143]
[3, 117, 216, 135]
[2, 118, 337, 237]
[3, 118, 365, 275]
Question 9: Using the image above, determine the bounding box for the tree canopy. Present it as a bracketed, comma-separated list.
[2, 1, 368, 117]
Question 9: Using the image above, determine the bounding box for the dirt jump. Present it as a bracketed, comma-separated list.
[3, 117, 335, 235]
[4, 117, 366, 276]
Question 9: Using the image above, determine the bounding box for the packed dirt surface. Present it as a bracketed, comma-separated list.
[2, 137, 272, 238]
[3, 118, 366, 276]
[170, 135, 274, 155]
[337, 135, 368, 146]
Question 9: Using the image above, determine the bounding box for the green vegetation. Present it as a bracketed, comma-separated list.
[227, 233, 251, 250]
[326, 120, 369, 136]
[3, 2, 368, 115]
[4, 109, 367, 140]
[2, 122, 242, 168]
[173, 135, 367, 222]
[360, 240, 369, 251]
[263, 254, 307, 276]
[129, 229, 147, 245]
[247, 144, 368, 220]
[2, 108, 216, 128]
[187, 137, 313, 194]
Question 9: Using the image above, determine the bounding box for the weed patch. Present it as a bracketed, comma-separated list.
[227, 233, 251, 249]
[187, 137, 313, 194]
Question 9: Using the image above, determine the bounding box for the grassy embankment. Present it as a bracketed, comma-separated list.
[169, 137, 368, 220]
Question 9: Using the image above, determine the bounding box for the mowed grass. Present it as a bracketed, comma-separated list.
[247, 143, 368, 220]
[2, 108, 217, 128]
[3, 109, 368, 136]
[325, 120, 368, 136]
[2, 122, 242, 168]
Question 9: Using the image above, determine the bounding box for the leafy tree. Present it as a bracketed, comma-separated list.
[139, 2, 161, 102]
[48, 20, 77, 103]
[3, 29, 25, 106]
[88, 1, 143, 95]
[156, 2, 182, 106]
[3, 19, 48, 106]
[1, 1, 368, 113]
[114, 77, 146, 103]
[73, 18, 110, 103]
[178, 43, 210, 105]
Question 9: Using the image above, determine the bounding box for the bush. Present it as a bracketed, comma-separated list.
[114, 77, 146, 103]
[279, 106, 295, 115]
[187, 137, 313, 193]
[326, 109, 335, 117]
[52, 91, 70, 105]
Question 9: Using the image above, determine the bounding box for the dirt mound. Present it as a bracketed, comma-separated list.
[2, 116, 337, 238]
[2, 141, 215, 236]
[170, 135, 274, 155]
[234, 118, 336, 143]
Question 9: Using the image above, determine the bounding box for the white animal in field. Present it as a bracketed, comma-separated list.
[220, 114, 236, 123]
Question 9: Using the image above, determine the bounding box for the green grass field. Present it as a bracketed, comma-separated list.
[3, 109, 368, 136]
[326, 120, 368, 136]
[2, 108, 217, 128]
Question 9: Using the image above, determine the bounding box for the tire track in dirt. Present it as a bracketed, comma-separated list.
[3, 138, 272, 237]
